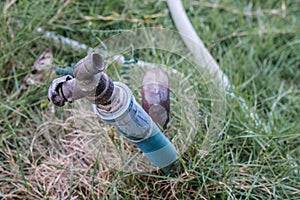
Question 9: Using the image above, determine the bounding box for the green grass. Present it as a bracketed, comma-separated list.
[1, 0, 300, 199]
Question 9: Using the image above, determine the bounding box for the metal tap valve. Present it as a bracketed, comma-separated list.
[47, 52, 114, 106]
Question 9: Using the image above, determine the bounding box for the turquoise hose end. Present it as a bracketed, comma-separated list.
[93, 82, 179, 175]
[133, 122, 178, 169]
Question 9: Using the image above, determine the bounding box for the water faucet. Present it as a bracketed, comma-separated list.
[47, 52, 179, 175]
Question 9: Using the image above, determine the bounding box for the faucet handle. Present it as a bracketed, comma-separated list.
[47, 75, 73, 107]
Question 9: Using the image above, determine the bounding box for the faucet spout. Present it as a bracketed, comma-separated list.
[74, 52, 105, 81]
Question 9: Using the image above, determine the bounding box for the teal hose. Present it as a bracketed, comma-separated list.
[55, 57, 137, 78]
[55, 65, 75, 77]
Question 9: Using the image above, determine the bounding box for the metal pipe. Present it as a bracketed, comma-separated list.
[73, 52, 105, 81]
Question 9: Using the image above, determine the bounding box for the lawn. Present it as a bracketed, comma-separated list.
[0, 0, 299, 199]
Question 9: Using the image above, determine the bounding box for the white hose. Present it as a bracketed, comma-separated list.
[167, 0, 263, 127]
[37, 27, 93, 52]
[167, 0, 229, 88]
